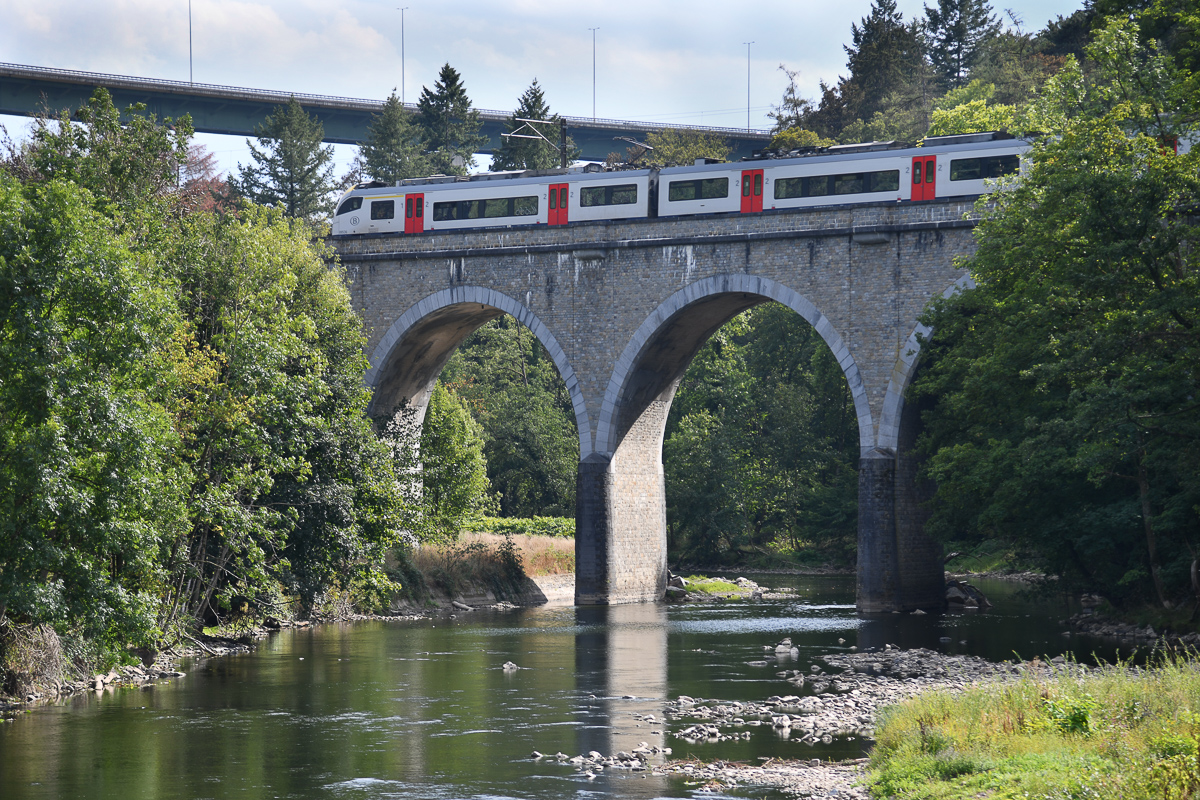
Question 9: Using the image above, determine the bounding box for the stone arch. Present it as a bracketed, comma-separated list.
[595, 273, 871, 458]
[576, 273, 871, 605]
[366, 285, 590, 454]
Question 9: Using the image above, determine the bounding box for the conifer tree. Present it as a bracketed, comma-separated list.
[925, 0, 1003, 88]
[415, 64, 487, 176]
[491, 79, 576, 171]
[358, 92, 431, 183]
[233, 97, 336, 219]
[845, 0, 927, 120]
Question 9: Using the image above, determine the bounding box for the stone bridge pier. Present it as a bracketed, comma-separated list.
[336, 199, 981, 612]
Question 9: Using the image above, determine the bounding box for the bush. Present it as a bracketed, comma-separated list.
[461, 516, 575, 538]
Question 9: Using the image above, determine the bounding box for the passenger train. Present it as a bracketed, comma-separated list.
[330, 131, 1029, 237]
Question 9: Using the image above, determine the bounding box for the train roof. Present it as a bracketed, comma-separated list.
[662, 132, 1029, 175]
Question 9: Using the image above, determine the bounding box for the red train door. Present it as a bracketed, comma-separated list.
[405, 193, 424, 233]
[548, 183, 569, 225]
[740, 169, 764, 213]
[911, 156, 936, 201]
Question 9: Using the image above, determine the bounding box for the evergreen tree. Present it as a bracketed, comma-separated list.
[415, 64, 487, 176]
[845, 0, 928, 120]
[233, 97, 336, 219]
[492, 79, 574, 171]
[925, 0, 1003, 88]
[358, 92, 431, 183]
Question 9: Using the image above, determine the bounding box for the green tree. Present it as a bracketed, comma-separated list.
[926, 82, 1019, 134]
[492, 79, 577, 171]
[664, 305, 859, 565]
[15, 87, 192, 217]
[416, 383, 492, 540]
[767, 126, 837, 152]
[0, 175, 183, 645]
[1, 87, 405, 649]
[925, 0, 1003, 88]
[356, 92, 430, 184]
[415, 64, 487, 176]
[233, 97, 336, 219]
[846, 0, 929, 120]
[441, 316, 579, 518]
[913, 16, 1200, 609]
[641, 128, 731, 167]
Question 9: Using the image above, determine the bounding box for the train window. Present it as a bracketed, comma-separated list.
[913, 162, 922, 184]
[774, 170, 899, 200]
[668, 178, 729, 202]
[702, 178, 729, 199]
[580, 184, 638, 206]
[754, 173, 763, 196]
[370, 200, 395, 220]
[432, 196, 539, 221]
[949, 155, 1020, 181]
[336, 196, 363, 216]
[549, 190, 557, 210]
[869, 171, 900, 192]
[834, 174, 865, 195]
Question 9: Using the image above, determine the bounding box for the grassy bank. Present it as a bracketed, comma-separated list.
[868, 653, 1200, 799]
[407, 532, 574, 601]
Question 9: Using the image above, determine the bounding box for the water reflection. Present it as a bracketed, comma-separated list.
[575, 604, 669, 759]
[0, 574, 1133, 800]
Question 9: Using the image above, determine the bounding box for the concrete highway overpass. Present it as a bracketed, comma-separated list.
[0, 62, 773, 162]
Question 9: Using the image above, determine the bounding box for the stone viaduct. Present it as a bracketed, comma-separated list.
[333, 199, 981, 613]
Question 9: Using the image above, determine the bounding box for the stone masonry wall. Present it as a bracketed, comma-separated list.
[335, 199, 980, 607]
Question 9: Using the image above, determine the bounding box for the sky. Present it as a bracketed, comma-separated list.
[0, 0, 1087, 176]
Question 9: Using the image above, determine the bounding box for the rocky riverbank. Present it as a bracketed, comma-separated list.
[1066, 612, 1200, 649]
[534, 642, 1083, 798]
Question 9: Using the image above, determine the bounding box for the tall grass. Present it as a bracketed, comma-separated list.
[410, 533, 574, 600]
[869, 652, 1200, 799]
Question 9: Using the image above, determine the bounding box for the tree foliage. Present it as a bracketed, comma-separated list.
[913, 16, 1200, 609]
[356, 93, 430, 184]
[440, 316, 578, 519]
[415, 64, 487, 176]
[640, 128, 732, 167]
[491, 79, 577, 171]
[664, 305, 860, 565]
[233, 97, 336, 219]
[924, 0, 1003, 89]
[0, 90, 404, 652]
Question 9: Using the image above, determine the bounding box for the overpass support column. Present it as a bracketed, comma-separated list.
[856, 448, 944, 612]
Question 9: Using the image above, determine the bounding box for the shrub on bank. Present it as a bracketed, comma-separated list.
[460, 516, 575, 538]
[869, 652, 1200, 799]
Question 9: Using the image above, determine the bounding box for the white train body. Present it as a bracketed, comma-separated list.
[330, 132, 1029, 238]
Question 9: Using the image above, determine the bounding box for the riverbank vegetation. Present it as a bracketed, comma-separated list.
[0, 91, 410, 688]
[869, 653, 1200, 799]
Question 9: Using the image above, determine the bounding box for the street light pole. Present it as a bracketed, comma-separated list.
[398, 7, 409, 105]
[188, 0, 193, 85]
[589, 27, 599, 121]
[743, 41, 754, 132]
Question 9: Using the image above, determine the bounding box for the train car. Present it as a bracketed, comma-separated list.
[331, 167, 652, 236]
[657, 132, 1029, 218]
[330, 132, 1029, 237]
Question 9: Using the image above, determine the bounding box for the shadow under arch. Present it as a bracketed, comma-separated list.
[577, 274, 871, 605]
[366, 286, 590, 454]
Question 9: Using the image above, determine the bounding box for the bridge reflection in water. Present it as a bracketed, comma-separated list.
[574, 604, 669, 761]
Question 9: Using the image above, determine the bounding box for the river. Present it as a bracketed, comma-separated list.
[0, 575, 1127, 799]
